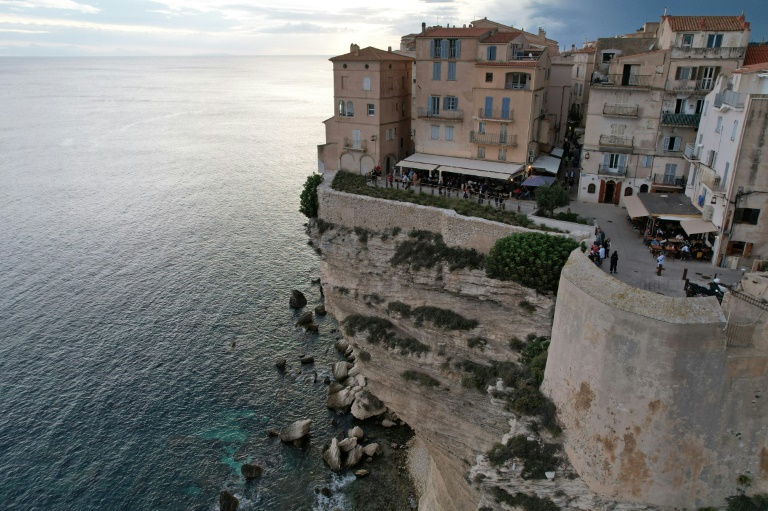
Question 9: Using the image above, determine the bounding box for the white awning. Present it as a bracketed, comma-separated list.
[530, 154, 561, 174]
[396, 153, 524, 181]
[550, 148, 564, 158]
[657, 214, 700, 221]
[623, 195, 650, 218]
[681, 218, 719, 235]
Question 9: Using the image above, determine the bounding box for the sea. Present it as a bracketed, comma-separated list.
[0, 56, 372, 510]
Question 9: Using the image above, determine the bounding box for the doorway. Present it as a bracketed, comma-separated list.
[603, 181, 616, 203]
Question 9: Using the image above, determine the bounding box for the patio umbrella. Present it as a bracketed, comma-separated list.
[521, 175, 556, 187]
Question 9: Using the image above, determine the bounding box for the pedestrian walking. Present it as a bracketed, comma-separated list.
[656, 253, 665, 276]
[610, 251, 618, 274]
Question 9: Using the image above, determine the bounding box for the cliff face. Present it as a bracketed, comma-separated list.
[311, 222, 554, 511]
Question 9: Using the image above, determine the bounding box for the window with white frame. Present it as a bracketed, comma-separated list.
[642, 155, 652, 167]
[663, 163, 677, 184]
[362, 77, 371, 91]
[431, 125, 439, 140]
[445, 126, 454, 141]
[478, 121, 486, 134]
[682, 33, 694, 47]
[706, 34, 723, 48]
[715, 116, 723, 133]
[498, 148, 507, 161]
[346, 101, 354, 116]
[443, 96, 458, 110]
[367, 103, 375, 116]
[662, 136, 681, 151]
[731, 120, 739, 141]
[478, 146, 486, 158]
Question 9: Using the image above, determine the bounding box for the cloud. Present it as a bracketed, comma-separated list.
[251, 22, 342, 34]
[0, 0, 99, 14]
[0, 14, 216, 35]
[0, 27, 47, 32]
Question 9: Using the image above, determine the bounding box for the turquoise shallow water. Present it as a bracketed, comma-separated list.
[0, 56, 357, 510]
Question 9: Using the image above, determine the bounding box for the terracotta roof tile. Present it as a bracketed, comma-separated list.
[330, 46, 415, 62]
[744, 45, 768, 66]
[417, 27, 490, 38]
[664, 15, 749, 32]
[483, 31, 523, 43]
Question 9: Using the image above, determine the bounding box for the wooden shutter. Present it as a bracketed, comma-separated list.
[603, 153, 610, 166]
[455, 40, 461, 58]
[663, 136, 670, 150]
[429, 40, 435, 59]
[714, 66, 721, 80]
[675, 67, 682, 80]
[618, 154, 627, 167]
[441, 39, 449, 58]
[673, 137, 681, 151]
[691, 67, 699, 80]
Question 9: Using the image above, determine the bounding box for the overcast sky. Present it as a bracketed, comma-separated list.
[0, 0, 766, 56]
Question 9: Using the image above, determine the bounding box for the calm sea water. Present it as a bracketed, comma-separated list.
[0, 56, 356, 510]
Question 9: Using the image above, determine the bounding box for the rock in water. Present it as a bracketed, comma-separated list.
[279, 419, 312, 443]
[300, 356, 315, 365]
[338, 437, 357, 452]
[295, 311, 314, 327]
[267, 428, 280, 437]
[348, 426, 364, 440]
[326, 387, 355, 410]
[241, 463, 263, 480]
[323, 438, 342, 472]
[355, 469, 370, 478]
[314, 304, 327, 315]
[289, 290, 307, 309]
[381, 419, 395, 428]
[351, 391, 387, 420]
[220, 491, 238, 511]
[306, 323, 319, 333]
[334, 340, 349, 353]
[275, 359, 287, 371]
[362, 443, 380, 457]
[345, 445, 364, 467]
[332, 361, 350, 382]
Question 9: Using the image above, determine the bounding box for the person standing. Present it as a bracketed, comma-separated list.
[610, 251, 618, 274]
[604, 238, 611, 259]
[598, 245, 606, 267]
[656, 253, 665, 276]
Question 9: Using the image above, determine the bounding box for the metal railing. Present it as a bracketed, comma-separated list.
[661, 113, 701, 127]
[684, 143, 701, 160]
[598, 164, 627, 176]
[476, 107, 514, 121]
[417, 107, 464, 120]
[599, 134, 633, 148]
[592, 74, 651, 88]
[697, 163, 726, 192]
[665, 79, 714, 93]
[603, 104, 638, 117]
[342, 138, 366, 152]
[717, 89, 746, 109]
[652, 174, 685, 187]
[469, 131, 518, 146]
[504, 82, 531, 90]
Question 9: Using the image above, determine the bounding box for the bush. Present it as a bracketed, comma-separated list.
[509, 337, 526, 351]
[300, 173, 323, 218]
[343, 314, 430, 356]
[535, 182, 570, 218]
[519, 300, 536, 313]
[387, 302, 478, 330]
[359, 350, 372, 362]
[487, 435, 559, 480]
[491, 488, 559, 511]
[390, 230, 484, 271]
[458, 359, 522, 391]
[485, 233, 579, 294]
[316, 218, 334, 234]
[354, 226, 369, 244]
[726, 494, 768, 511]
[401, 370, 440, 387]
[467, 337, 487, 350]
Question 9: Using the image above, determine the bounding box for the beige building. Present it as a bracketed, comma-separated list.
[580, 14, 751, 204]
[683, 46, 768, 268]
[317, 45, 414, 175]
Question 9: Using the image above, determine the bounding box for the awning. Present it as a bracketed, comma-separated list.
[623, 195, 650, 218]
[395, 161, 438, 172]
[530, 154, 561, 174]
[550, 148, 564, 158]
[396, 153, 524, 181]
[657, 214, 700, 221]
[522, 175, 556, 187]
[681, 218, 719, 235]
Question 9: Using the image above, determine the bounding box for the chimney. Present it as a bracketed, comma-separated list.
[388, 46, 392, 52]
[571, 44, 576, 52]
[421, 22, 426, 35]
[538, 27, 545, 38]
[463, 24, 467, 28]
[350, 43, 360, 55]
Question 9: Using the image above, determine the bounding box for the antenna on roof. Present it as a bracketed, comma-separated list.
[663, 6, 667, 16]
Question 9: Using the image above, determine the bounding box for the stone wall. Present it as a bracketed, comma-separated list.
[543, 252, 768, 508]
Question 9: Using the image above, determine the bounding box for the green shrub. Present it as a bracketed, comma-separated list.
[485, 233, 579, 294]
[299, 173, 323, 218]
[388, 302, 478, 330]
[491, 487, 559, 511]
[726, 494, 768, 511]
[401, 370, 440, 387]
[316, 218, 334, 234]
[335, 286, 350, 295]
[467, 337, 487, 350]
[509, 337, 526, 351]
[390, 230, 484, 271]
[359, 350, 372, 362]
[363, 293, 385, 305]
[392, 226, 402, 236]
[354, 226, 369, 244]
[487, 435, 559, 480]
[519, 300, 536, 313]
[387, 301, 413, 317]
[343, 314, 430, 356]
[535, 182, 570, 218]
[458, 359, 522, 391]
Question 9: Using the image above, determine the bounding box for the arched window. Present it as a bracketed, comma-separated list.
[639, 184, 649, 193]
[338, 100, 345, 116]
[587, 183, 596, 194]
[624, 187, 633, 196]
[346, 101, 354, 117]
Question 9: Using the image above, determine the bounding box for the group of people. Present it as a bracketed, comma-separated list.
[587, 227, 619, 274]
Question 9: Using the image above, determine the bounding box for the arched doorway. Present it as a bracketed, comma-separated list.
[360, 155, 375, 176]
[340, 153, 355, 172]
[624, 187, 633, 196]
[603, 181, 616, 204]
[385, 155, 395, 174]
[639, 184, 649, 193]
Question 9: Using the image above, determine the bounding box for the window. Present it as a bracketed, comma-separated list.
[485, 72, 493, 83]
[662, 136, 681, 151]
[731, 120, 739, 141]
[642, 155, 652, 168]
[477, 146, 486, 158]
[338, 100, 345, 116]
[639, 184, 649, 193]
[587, 183, 596, 193]
[663, 163, 677, 184]
[602, 52, 615, 63]
[431, 125, 439, 140]
[707, 149, 717, 167]
[715, 116, 723, 133]
[695, 99, 704, 115]
[498, 148, 507, 161]
[576, 66, 580, 78]
[443, 96, 458, 110]
[445, 126, 454, 141]
[448, 39, 461, 59]
[733, 208, 760, 225]
[606, 153, 626, 169]
[447, 62, 456, 81]
[505, 72, 528, 89]
[362, 77, 371, 91]
[487, 46, 497, 61]
[682, 34, 694, 47]
[432, 62, 441, 80]
[346, 101, 354, 116]
[706, 34, 723, 48]
[478, 121, 486, 134]
[428, 96, 440, 115]
[677, 67, 692, 80]
[431, 39, 443, 58]
[367, 103, 375, 116]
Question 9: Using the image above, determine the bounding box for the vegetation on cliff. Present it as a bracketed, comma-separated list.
[390, 230, 484, 271]
[387, 301, 478, 331]
[300, 173, 323, 218]
[486, 233, 579, 294]
[488, 487, 559, 511]
[343, 314, 430, 356]
[488, 434, 559, 479]
[401, 370, 440, 387]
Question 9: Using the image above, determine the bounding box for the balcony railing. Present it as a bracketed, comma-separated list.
[603, 104, 638, 117]
[469, 131, 518, 146]
[592, 74, 651, 88]
[652, 174, 685, 187]
[698, 163, 726, 192]
[716, 89, 746, 109]
[417, 107, 464, 121]
[665, 79, 714, 93]
[598, 164, 628, 176]
[599, 134, 633, 148]
[684, 143, 701, 160]
[504, 82, 531, 90]
[343, 138, 366, 152]
[476, 107, 514, 121]
[661, 113, 701, 127]
[671, 46, 746, 59]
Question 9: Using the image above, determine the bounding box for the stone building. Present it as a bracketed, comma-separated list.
[579, 14, 751, 204]
[317, 45, 414, 175]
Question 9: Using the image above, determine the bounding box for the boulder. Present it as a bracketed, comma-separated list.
[295, 311, 314, 327]
[348, 366, 360, 378]
[338, 437, 357, 452]
[279, 419, 312, 443]
[314, 305, 327, 316]
[300, 356, 315, 365]
[355, 469, 370, 478]
[219, 491, 239, 511]
[348, 426, 364, 440]
[326, 387, 355, 410]
[305, 323, 319, 333]
[343, 376, 356, 387]
[362, 443, 380, 457]
[267, 428, 280, 437]
[323, 438, 342, 472]
[275, 359, 287, 371]
[332, 361, 351, 382]
[289, 290, 307, 309]
[345, 445, 364, 467]
[334, 340, 349, 353]
[354, 374, 366, 387]
[241, 463, 263, 480]
[381, 419, 395, 428]
[351, 391, 387, 420]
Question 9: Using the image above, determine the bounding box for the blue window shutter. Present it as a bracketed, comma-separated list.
[487, 46, 496, 60]
[618, 154, 627, 167]
[603, 153, 610, 166]
[501, 98, 510, 119]
[441, 39, 449, 58]
[484, 96, 493, 117]
[448, 62, 456, 80]
[455, 39, 461, 58]
[430, 40, 435, 58]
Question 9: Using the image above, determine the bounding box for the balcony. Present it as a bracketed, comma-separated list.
[469, 131, 518, 146]
[715, 89, 746, 110]
[684, 143, 701, 161]
[671, 46, 746, 60]
[592, 74, 651, 88]
[343, 138, 366, 152]
[698, 163, 726, 192]
[504, 82, 531, 90]
[598, 164, 628, 176]
[599, 134, 633, 148]
[652, 174, 685, 188]
[661, 113, 701, 127]
[476, 107, 514, 121]
[417, 107, 464, 121]
[603, 104, 638, 117]
[665, 79, 713, 94]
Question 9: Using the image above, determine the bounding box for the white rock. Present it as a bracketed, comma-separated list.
[545, 471, 556, 480]
[349, 426, 364, 439]
[382, 419, 395, 428]
[279, 419, 312, 443]
[323, 438, 342, 472]
[362, 443, 380, 457]
[338, 437, 358, 452]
